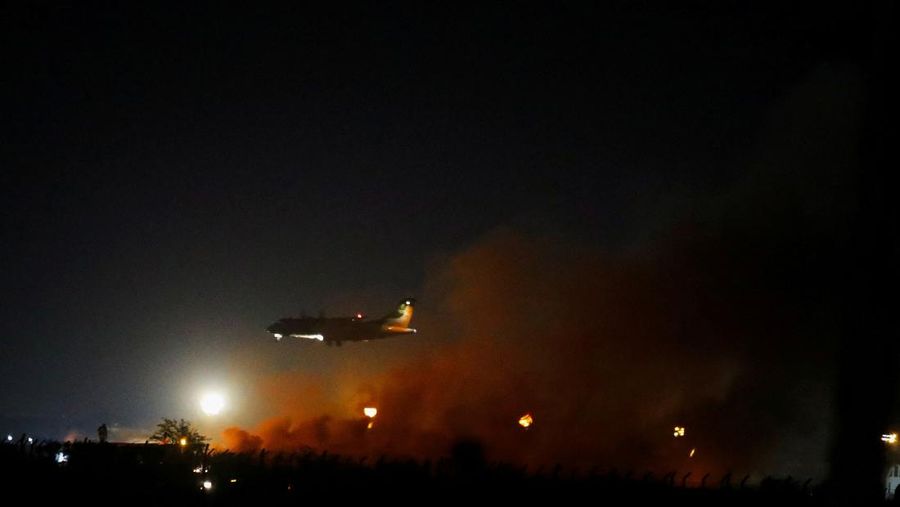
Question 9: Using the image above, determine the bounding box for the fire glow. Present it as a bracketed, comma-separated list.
[518, 413, 534, 429]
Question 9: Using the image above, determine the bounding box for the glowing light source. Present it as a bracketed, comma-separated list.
[27, 437, 33, 444]
[689, 448, 696, 458]
[364, 407, 378, 418]
[6, 435, 12, 442]
[883, 433, 898, 444]
[200, 392, 226, 416]
[293, 334, 324, 341]
[55, 452, 68, 463]
[202, 480, 213, 490]
[179, 437, 188, 447]
[674, 426, 685, 437]
[274, 333, 283, 339]
[519, 413, 534, 428]
[367, 421, 374, 430]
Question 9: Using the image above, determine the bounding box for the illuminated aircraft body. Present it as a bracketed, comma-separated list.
[267, 299, 416, 346]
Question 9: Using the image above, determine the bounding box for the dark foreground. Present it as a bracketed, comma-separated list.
[0, 439, 893, 505]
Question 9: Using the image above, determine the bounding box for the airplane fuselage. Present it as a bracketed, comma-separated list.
[267, 299, 416, 344]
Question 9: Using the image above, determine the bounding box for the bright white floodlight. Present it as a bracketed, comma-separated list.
[200, 392, 226, 415]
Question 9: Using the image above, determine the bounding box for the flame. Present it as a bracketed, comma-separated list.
[518, 413, 533, 428]
[363, 407, 378, 418]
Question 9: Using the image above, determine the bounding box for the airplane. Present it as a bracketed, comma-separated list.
[267, 298, 416, 346]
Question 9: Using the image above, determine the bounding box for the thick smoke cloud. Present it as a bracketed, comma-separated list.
[223, 65, 861, 480]
[224, 224, 839, 477]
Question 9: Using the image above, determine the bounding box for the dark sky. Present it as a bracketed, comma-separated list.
[0, 3, 881, 472]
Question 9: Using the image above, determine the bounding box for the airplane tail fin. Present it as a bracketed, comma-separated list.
[380, 298, 415, 328]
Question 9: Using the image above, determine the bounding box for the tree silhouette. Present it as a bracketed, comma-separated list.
[149, 418, 208, 445]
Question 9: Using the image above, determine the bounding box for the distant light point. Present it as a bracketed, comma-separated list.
[519, 413, 534, 429]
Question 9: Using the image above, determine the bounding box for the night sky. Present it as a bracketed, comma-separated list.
[2, 3, 893, 481]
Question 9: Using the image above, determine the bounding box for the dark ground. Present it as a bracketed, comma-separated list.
[2, 439, 894, 506]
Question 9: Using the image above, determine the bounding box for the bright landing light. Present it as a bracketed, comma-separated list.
[201, 392, 226, 415]
[291, 334, 325, 341]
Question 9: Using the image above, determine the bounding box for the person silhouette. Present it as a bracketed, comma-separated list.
[97, 423, 108, 443]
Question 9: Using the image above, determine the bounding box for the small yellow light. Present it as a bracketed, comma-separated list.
[519, 413, 534, 428]
[674, 426, 685, 437]
[689, 448, 696, 458]
[882, 433, 898, 444]
[179, 437, 188, 446]
[367, 421, 374, 430]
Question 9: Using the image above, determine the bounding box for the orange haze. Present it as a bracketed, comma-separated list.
[224, 227, 837, 478]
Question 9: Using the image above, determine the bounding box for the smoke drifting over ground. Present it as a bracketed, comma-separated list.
[224, 66, 860, 479]
[225, 224, 840, 477]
